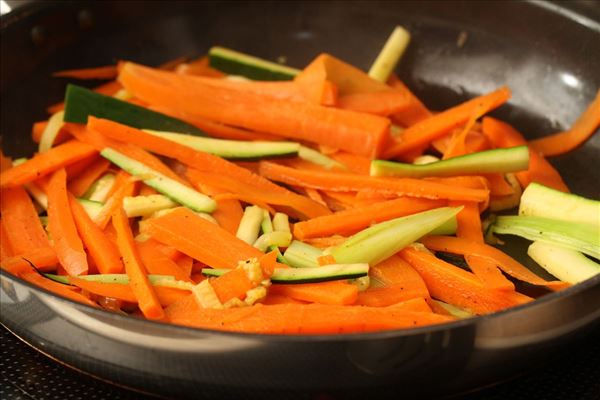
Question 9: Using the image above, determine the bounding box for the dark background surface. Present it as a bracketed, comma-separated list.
[2, 325, 599, 400]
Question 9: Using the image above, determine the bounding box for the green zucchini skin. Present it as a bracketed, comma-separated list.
[370, 145, 529, 178]
[208, 46, 300, 81]
[202, 264, 369, 284]
[63, 84, 206, 136]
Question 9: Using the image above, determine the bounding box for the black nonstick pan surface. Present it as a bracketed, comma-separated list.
[1, 1, 599, 399]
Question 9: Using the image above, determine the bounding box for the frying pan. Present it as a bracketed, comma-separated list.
[1, 1, 599, 399]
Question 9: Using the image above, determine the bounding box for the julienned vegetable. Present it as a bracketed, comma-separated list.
[370, 145, 529, 178]
[1, 28, 599, 335]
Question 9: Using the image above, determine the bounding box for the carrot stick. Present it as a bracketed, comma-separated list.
[118, 62, 391, 158]
[53, 65, 118, 80]
[383, 87, 511, 158]
[93, 171, 137, 230]
[356, 285, 427, 307]
[69, 194, 123, 274]
[329, 152, 372, 175]
[64, 154, 100, 181]
[294, 197, 445, 239]
[484, 173, 515, 196]
[387, 297, 433, 313]
[47, 169, 88, 276]
[303, 236, 348, 248]
[421, 236, 570, 290]
[337, 91, 411, 116]
[529, 89, 600, 156]
[196, 182, 243, 234]
[481, 117, 569, 192]
[270, 280, 358, 305]
[259, 161, 489, 203]
[0, 247, 58, 275]
[370, 255, 430, 292]
[87, 117, 286, 193]
[387, 75, 432, 126]
[141, 207, 278, 272]
[69, 277, 187, 307]
[262, 293, 307, 305]
[209, 268, 255, 303]
[112, 208, 164, 319]
[400, 246, 526, 314]
[136, 239, 192, 282]
[0, 219, 14, 260]
[67, 158, 110, 197]
[165, 301, 452, 334]
[450, 201, 515, 291]
[186, 168, 330, 220]
[176, 56, 225, 77]
[0, 140, 97, 189]
[0, 187, 50, 255]
[20, 272, 98, 307]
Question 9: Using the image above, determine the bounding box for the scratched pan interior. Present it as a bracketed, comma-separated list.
[1, 1, 600, 399]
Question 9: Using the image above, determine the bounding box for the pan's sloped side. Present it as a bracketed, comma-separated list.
[1, 1, 599, 398]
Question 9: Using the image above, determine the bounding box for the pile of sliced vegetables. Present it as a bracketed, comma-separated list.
[1, 27, 599, 335]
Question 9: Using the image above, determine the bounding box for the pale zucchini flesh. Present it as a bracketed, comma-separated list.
[527, 241, 600, 284]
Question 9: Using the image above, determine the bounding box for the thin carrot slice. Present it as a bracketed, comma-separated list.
[356, 285, 426, 307]
[87, 117, 286, 193]
[294, 197, 444, 239]
[93, 171, 137, 230]
[450, 200, 515, 291]
[197, 182, 244, 235]
[259, 161, 489, 203]
[0, 247, 58, 275]
[64, 154, 100, 181]
[400, 246, 526, 314]
[0, 219, 14, 260]
[47, 169, 88, 276]
[112, 208, 164, 319]
[209, 268, 255, 304]
[270, 280, 358, 305]
[529, 90, 600, 156]
[484, 173, 515, 196]
[421, 236, 570, 290]
[176, 56, 226, 78]
[387, 75, 432, 126]
[481, 117, 569, 192]
[186, 168, 330, 220]
[262, 293, 307, 305]
[387, 297, 433, 313]
[118, 62, 391, 158]
[136, 239, 192, 282]
[370, 255, 430, 292]
[67, 158, 111, 197]
[20, 272, 97, 307]
[141, 207, 279, 272]
[69, 194, 123, 274]
[53, 65, 118, 80]
[165, 300, 452, 334]
[384, 87, 511, 158]
[0, 187, 50, 255]
[0, 140, 97, 189]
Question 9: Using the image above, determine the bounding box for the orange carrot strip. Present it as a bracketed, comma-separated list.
[303, 236, 348, 248]
[47, 169, 88, 276]
[87, 117, 285, 193]
[20, 272, 97, 307]
[186, 168, 330, 220]
[112, 208, 164, 319]
[387, 297, 433, 313]
[176, 56, 226, 78]
[69, 194, 123, 274]
[421, 236, 569, 290]
[69, 277, 187, 307]
[337, 91, 411, 116]
[262, 293, 307, 305]
[384, 87, 511, 158]
[136, 239, 192, 282]
[400, 246, 526, 314]
[442, 100, 492, 159]
[529, 90, 600, 156]
[259, 161, 489, 203]
[165, 300, 452, 334]
[141, 207, 280, 272]
[67, 158, 110, 197]
[185, 179, 243, 235]
[0, 219, 14, 260]
[0, 187, 50, 255]
[32, 121, 72, 145]
[450, 200, 515, 291]
[370, 255, 430, 292]
[329, 152, 372, 175]
[387, 75, 432, 126]
[270, 280, 358, 305]
[356, 285, 427, 307]
[0, 247, 58, 275]
[209, 268, 255, 304]
[294, 197, 444, 239]
[481, 117, 569, 192]
[118, 62, 391, 158]
[64, 154, 99, 181]
[93, 171, 137, 230]
[0, 140, 97, 189]
[484, 173, 515, 196]
[53, 65, 118, 80]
